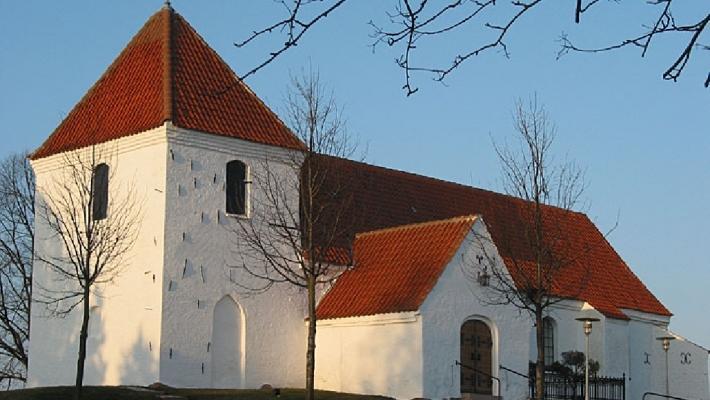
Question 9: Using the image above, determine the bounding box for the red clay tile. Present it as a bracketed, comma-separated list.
[314, 156, 670, 320]
[32, 7, 303, 160]
[317, 216, 478, 319]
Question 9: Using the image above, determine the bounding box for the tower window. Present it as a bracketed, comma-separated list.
[92, 163, 109, 220]
[226, 160, 248, 216]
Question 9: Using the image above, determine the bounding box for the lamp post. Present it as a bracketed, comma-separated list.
[657, 335, 675, 396]
[576, 317, 600, 400]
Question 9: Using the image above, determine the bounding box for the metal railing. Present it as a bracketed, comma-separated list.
[529, 370, 625, 400]
[642, 393, 692, 400]
[456, 360, 501, 398]
[500, 364, 529, 379]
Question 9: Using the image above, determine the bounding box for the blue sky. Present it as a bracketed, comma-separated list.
[1, 1, 708, 349]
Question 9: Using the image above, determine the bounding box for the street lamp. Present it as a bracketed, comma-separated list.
[656, 335, 675, 396]
[576, 317, 600, 400]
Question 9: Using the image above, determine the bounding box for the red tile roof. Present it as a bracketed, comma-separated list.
[314, 156, 671, 320]
[317, 216, 478, 319]
[32, 6, 304, 160]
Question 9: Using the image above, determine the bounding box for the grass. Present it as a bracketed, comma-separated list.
[0, 386, 393, 400]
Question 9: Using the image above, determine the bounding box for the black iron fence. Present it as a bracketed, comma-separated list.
[529, 370, 625, 400]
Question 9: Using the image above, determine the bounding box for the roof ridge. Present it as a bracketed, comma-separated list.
[162, 7, 174, 122]
[356, 214, 478, 238]
[324, 154, 587, 218]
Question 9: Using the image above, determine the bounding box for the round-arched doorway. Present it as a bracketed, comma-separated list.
[460, 319, 493, 395]
[211, 295, 244, 388]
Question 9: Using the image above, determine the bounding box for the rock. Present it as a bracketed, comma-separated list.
[148, 382, 174, 392]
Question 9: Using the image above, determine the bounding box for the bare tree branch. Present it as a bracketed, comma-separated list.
[462, 96, 590, 399]
[234, 0, 348, 81]
[0, 153, 34, 387]
[560, 5, 709, 85]
[235, 1, 707, 94]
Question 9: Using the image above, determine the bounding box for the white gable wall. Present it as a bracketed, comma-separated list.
[27, 127, 168, 386]
[420, 218, 531, 399]
[664, 335, 710, 400]
[624, 309, 709, 400]
[158, 126, 307, 389]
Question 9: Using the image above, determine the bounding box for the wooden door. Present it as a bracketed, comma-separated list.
[460, 320, 493, 395]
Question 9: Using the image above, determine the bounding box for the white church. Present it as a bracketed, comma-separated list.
[27, 5, 709, 400]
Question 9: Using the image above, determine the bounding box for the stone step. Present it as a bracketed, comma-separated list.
[461, 394, 502, 400]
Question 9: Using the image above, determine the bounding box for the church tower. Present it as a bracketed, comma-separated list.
[28, 4, 307, 388]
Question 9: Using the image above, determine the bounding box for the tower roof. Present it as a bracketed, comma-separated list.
[32, 7, 304, 160]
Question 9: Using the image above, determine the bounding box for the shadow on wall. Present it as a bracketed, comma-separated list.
[116, 330, 156, 385]
[33, 298, 159, 386]
[86, 305, 109, 384]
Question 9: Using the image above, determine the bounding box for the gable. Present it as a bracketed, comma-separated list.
[316, 216, 477, 319]
[32, 6, 304, 160]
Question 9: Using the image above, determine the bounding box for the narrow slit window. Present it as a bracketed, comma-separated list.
[92, 163, 109, 220]
[543, 317, 555, 366]
[226, 160, 247, 215]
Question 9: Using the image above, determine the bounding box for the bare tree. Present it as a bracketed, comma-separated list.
[235, 1, 708, 95]
[231, 70, 358, 400]
[34, 147, 141, 400]
[463, 97, 586, 399]
[0, 153, 34, 388]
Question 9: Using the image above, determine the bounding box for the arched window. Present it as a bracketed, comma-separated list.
[543, 317, 555, 366]
[92, 163, 109, 220]
[226, 160, 248, 216]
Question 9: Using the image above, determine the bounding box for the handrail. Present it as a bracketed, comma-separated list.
[456, 360, 501, 398]
[500, 364, 529, 379]
[643, 393, 692, 400]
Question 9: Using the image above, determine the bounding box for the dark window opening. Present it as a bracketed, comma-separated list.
[92, 163, 109, 220]
[543, 317, 555, 366]
[226, 160, 248, 215]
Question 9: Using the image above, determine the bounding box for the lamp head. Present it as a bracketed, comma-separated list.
[575, 317, 600, 336]
[656, 336, 675, 351]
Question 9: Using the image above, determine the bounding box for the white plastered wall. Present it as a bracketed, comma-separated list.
[624, 308, 709, 400]
[664, 333, 710, 400]
[158, 126, 307, 389]
[315, 313, 424, 399]
[27, 126, 168, 386]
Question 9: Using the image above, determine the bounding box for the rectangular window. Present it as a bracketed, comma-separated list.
[92, 163, 109, 220]
[226, 160, 247, 215]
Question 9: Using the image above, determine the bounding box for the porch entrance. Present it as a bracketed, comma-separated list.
[460, 319, 493, 396]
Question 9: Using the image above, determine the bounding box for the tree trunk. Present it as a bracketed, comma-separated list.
[74, 287, 91, 400]
[305, 275, 317, 400]
[535, 306, 545, 400]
